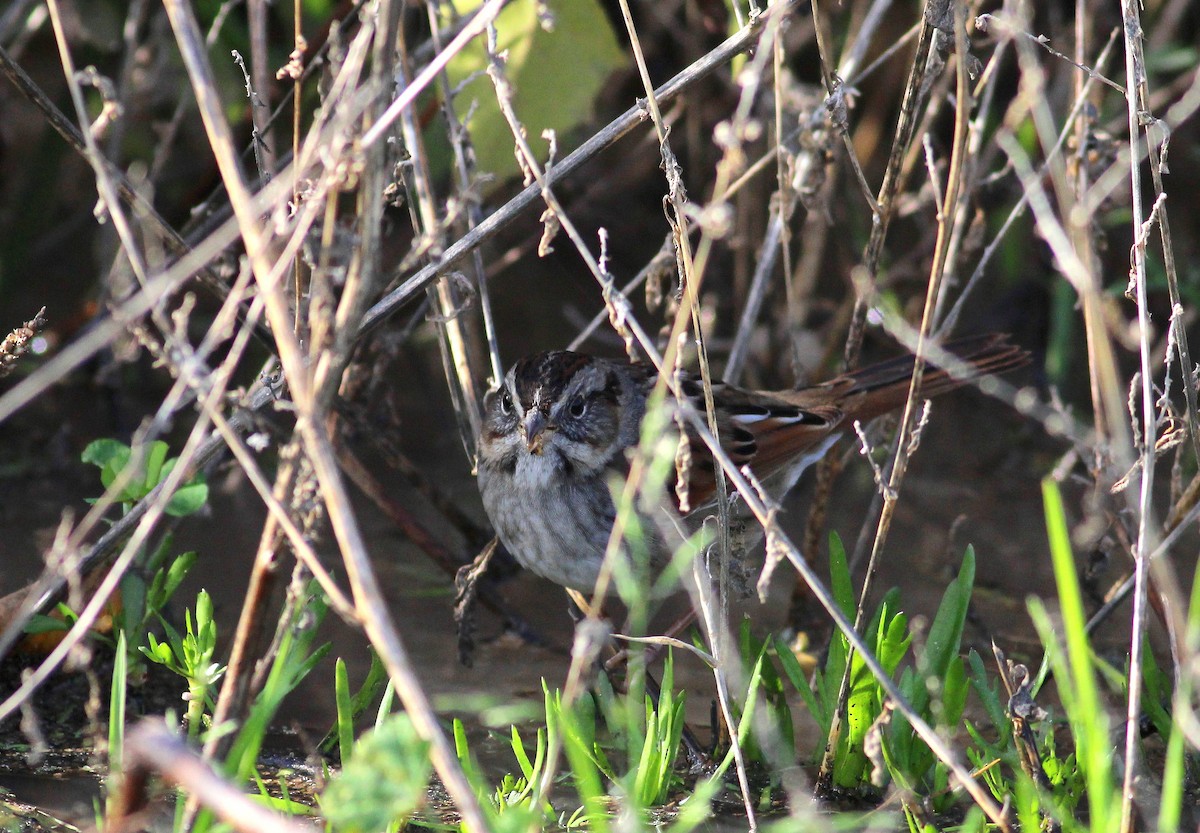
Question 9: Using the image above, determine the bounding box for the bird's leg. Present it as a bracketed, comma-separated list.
[566, 588, 599, 620]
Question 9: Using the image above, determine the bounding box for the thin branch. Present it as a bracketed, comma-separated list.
[1116, 1, 1159, 828]
[158, 3, 490, 829]
[358, 1, 802, 336]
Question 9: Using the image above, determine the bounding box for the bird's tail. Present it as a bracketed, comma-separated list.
[803, 333, 1030, 423]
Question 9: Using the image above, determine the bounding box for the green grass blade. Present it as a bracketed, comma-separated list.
[375, 680, 396, 729]
[1158, 548, 1200, 833]
[556, 696, 610, 833]
[335, 658, 354, 764]
[829, 531, 855, 617]
[105, 629, 128, 822]
[1038, 477, 1117, 833]
[921, 546, 974, 683]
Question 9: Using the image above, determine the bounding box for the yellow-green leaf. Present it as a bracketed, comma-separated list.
[444, 0, 624, 186]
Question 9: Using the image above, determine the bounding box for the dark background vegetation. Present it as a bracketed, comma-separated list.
[0, 0, 1198, 828]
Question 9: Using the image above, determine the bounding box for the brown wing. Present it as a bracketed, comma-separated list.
[671, 333, 1028, 509]
[673, 376, 841, 510]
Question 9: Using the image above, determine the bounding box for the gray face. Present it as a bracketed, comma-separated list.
[480, 351, 626, 478]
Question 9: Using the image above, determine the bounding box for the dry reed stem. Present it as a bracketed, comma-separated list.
[840, 10, 934, 370]
[820, 0, 988, 801]
[1115, 0, 1160, 827]
[941, 24, 1122, 336]
[611, 0, 768, 818]
[159, 2, 490, 829]
[420, 2, 504, 387]
[246, 0, 277, 174]
[393, 14, 485, 461]
[111, 721, 311, 833]
[359, 4, 797, 335]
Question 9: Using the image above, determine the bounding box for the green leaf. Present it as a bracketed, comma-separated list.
[144, 441, 169, 490]
[81, 438, 129, 469]
[140, 635, 175, 668]
[510, 726, 535, 782]
[148, 551, 197, 613]
[334, 659, 355, 764]
[145, 532, 175, 574]
[966, 650, 1005, 731]
[828, 531, 855, 618]
[1136, 638, 1172, 741]
[100, 447, 133, 492]
[1040, 476, 1117, 832]
[920, 546, 975, 684]
[443, 0, 624, 186]
[941, 657, 969, 728]
[23, 614, 69, 635]
[877, 609, 912, 675]
[194, 589, 214, 633]
[165, 478, 209, 517]
[320, 650, 389, 757]
[119, 571, 147, 636]
[106, 628, 127, 829]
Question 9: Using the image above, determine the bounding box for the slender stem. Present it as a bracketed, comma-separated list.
[1117, 0, 1158, 829]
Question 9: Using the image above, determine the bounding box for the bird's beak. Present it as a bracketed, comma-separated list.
[523, 410, 550, 454]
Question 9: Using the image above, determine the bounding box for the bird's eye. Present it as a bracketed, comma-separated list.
[499, 390, 514, 415]
[567, 395, 587, 419]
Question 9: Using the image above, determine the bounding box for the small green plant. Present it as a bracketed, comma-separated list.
[784, 534, 913, 789]
[320, 652, 389, 762]
[734, 622, 798, 771]
[178, 583, 330, 833]
[320, 713, 433, 833]
[141, 589, 225, 742]
[104, 581, 330, 833]
[81, 438, 209, 517]
[448, 659, 717, 833]
[100, 629, 128, 828]
[25, 440, 206, 663]
[881, 547, 974, 807]
[454, 714, 552, 833]
[595, 652, 687, 808]
[82, 438, 206, 659]
[494, 721, 556, 825]
[778, 535, 985, 809]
